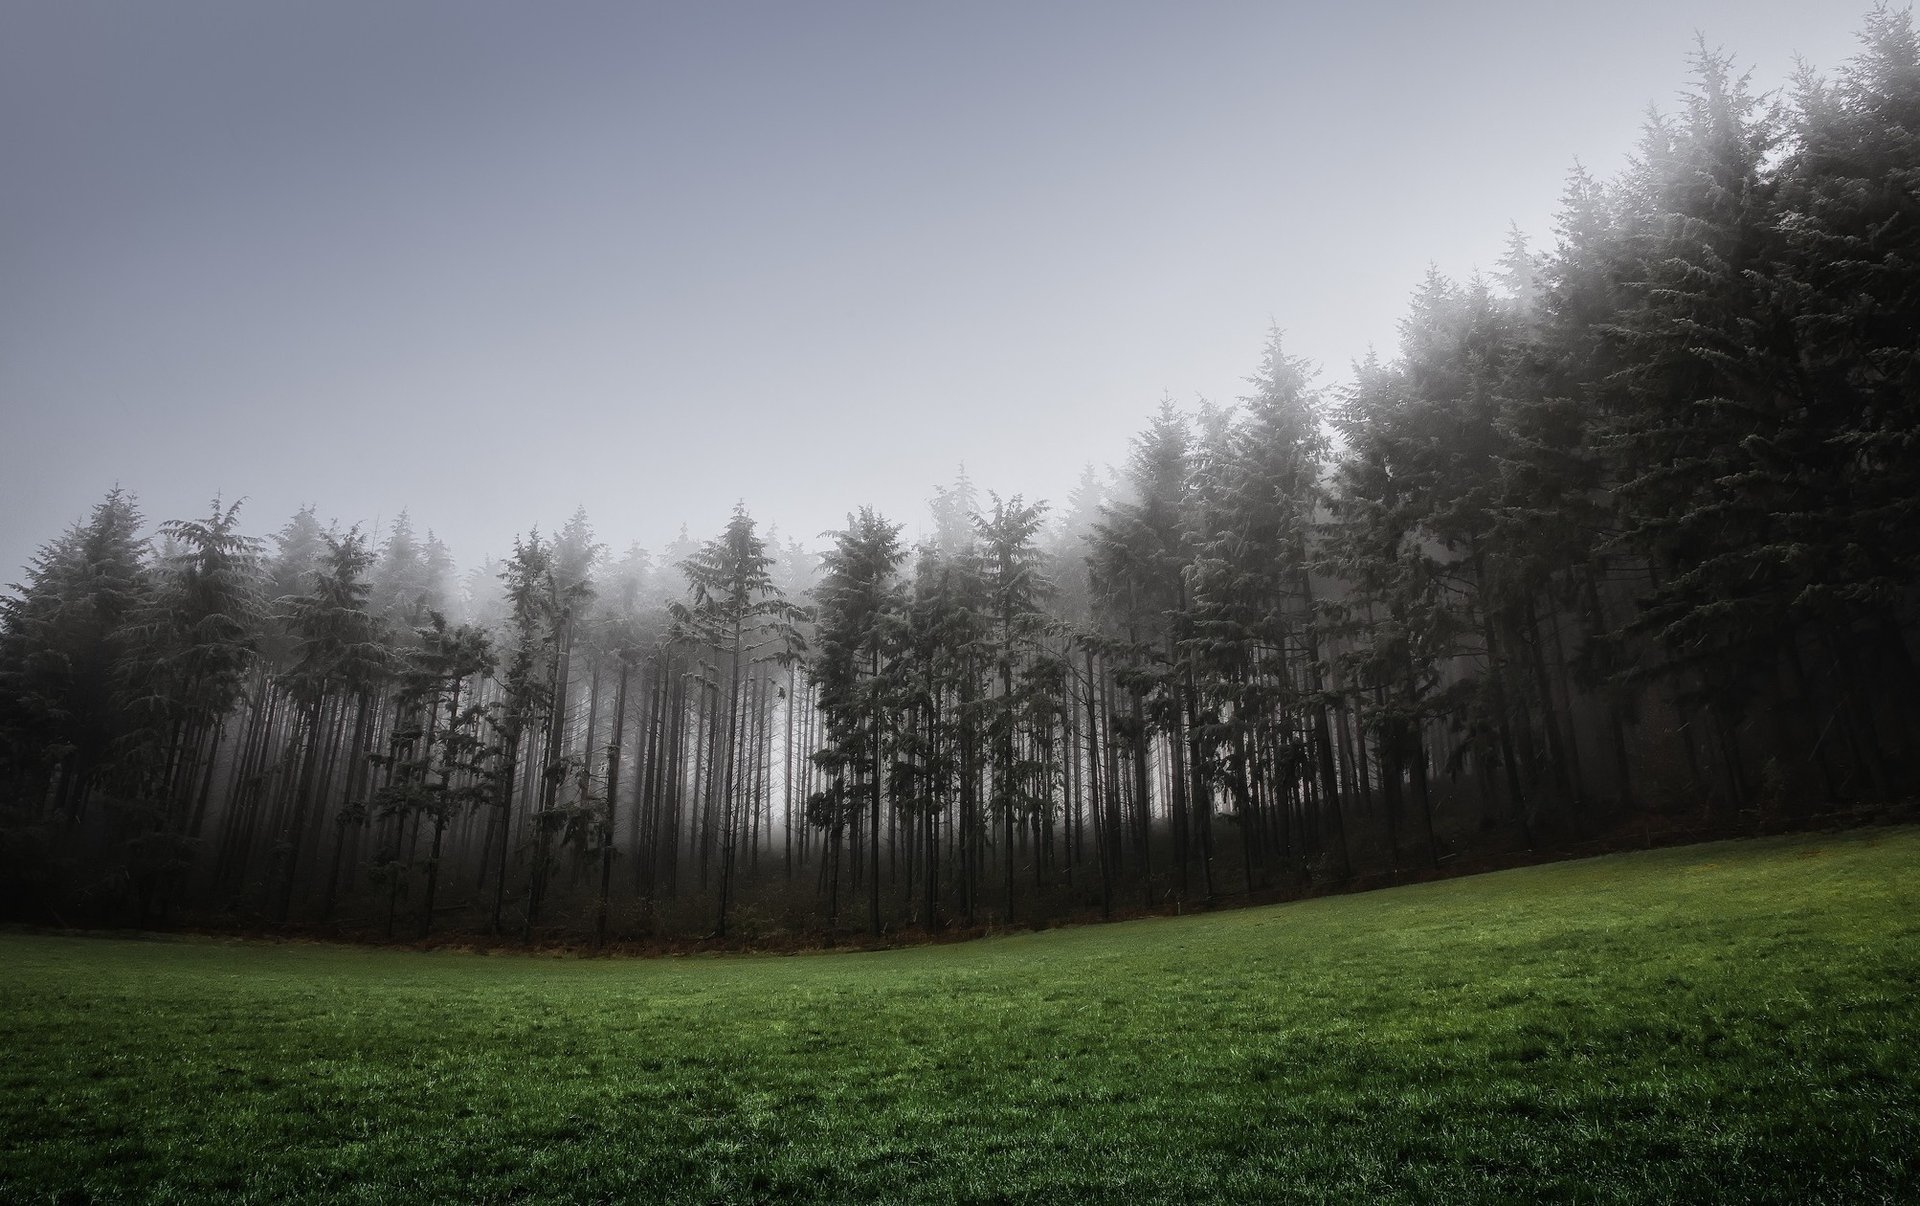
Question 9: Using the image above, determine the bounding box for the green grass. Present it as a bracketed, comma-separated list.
[2, 830, 1917, 1203]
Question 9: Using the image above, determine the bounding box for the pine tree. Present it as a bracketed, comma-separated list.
[811, 508, 906, 935]
[113, 498, 265, 918]
[1779, 8, 1920, 685]
[369, 612, 496, 938]
[370, 511, 431, 635]
[272, 528, 392, 922]
[975, 494, 1053, 921]
[0, 488, 150, 822]
[488, 532, 560, 934]
[671, 504, 805, 937]
[1598, 46, 1826, 807]
[1188, 329, 1345, 884]
[1091, 402, 1199, 899]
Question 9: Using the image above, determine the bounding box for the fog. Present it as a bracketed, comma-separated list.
[0, 0, 1865, 578]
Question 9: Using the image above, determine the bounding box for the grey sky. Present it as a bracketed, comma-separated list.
[0, 0, 1872, 580]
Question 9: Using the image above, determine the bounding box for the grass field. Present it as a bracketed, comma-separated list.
[2, 829, 1916, 1203]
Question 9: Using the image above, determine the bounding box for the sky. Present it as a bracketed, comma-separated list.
[0, 0, 1879, 582]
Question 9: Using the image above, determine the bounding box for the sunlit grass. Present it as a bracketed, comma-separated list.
[3, 828, 1916, 1202]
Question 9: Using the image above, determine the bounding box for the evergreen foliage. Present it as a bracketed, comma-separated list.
[3, 11, 1918, 939]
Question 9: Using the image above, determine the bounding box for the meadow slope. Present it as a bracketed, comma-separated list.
[2, 828, 1916, 1203]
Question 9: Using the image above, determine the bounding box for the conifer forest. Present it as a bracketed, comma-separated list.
[6, 14, 1920, 948]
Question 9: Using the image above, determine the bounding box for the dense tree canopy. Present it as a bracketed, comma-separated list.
[4, 13, 1918, 940]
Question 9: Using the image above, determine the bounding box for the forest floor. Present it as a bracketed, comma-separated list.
[2, 828, 1915, 1203]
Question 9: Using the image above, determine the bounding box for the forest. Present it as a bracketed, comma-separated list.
[4, 14, 1918, 946]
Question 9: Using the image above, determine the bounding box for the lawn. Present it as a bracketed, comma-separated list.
[2, 829, 1916, 1203]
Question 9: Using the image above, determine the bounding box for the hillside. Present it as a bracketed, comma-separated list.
[3, 828, 1916, 1202]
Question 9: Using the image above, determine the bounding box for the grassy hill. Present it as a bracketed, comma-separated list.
[3, 828, 1916, 1203]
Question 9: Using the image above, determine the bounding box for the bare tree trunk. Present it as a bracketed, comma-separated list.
[595, 655, 631, 951]
[714, 621, 746, 938]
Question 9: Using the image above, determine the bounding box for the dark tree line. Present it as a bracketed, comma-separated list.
[4, 13, 1919, 941]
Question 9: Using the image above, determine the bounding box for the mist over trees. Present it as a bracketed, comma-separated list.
[5, 15, 1919, 942]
